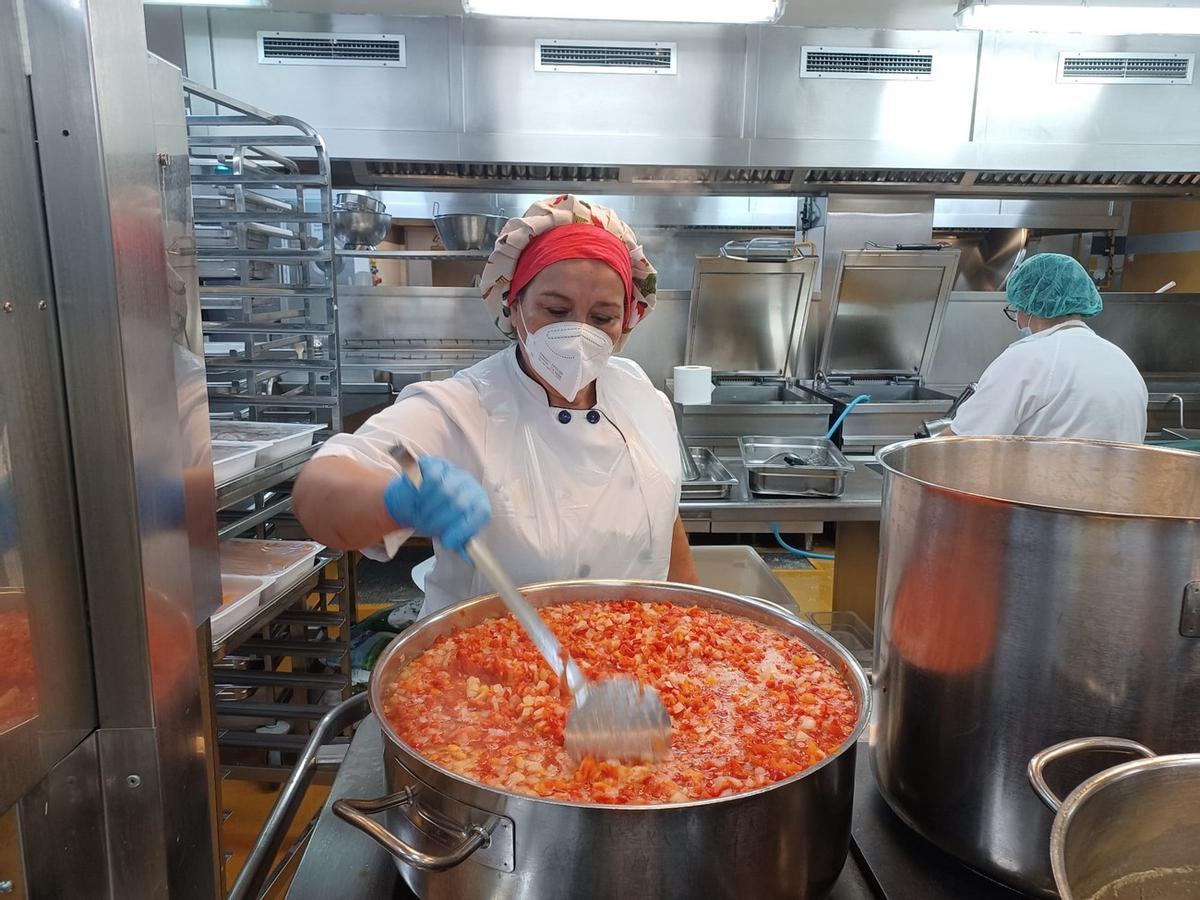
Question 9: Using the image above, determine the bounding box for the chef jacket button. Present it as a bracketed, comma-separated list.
[557, 410, 572, 424]
[586, 410, 601, 425]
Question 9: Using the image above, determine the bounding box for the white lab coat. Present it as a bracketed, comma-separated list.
[952, 321, 1148, 443]
[316, 346, 682, 616]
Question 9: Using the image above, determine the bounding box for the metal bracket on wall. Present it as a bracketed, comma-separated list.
[1181, 582, 1200, 637]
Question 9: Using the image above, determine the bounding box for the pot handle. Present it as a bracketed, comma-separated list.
[332, 790, 490, 871]
[1028, 737, 1157, 812]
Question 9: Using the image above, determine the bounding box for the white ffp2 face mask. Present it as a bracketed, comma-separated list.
[517, 304, 615, 403]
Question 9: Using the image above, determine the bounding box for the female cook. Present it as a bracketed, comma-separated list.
[949, 253, 1147, 442]
[294, 195, 697, 616]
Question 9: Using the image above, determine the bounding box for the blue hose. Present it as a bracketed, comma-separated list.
[825, 394, 872, 440]
[771, 523, 836, 561]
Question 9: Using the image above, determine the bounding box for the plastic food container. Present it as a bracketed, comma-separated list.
[211, 441, 265, 485]
[220, 539, 323, 601]
[211, 574, 272, 643]
[209, 421, 324, 464]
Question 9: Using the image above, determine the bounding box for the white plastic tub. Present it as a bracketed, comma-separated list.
[209, 421, 324, 464]
[211, 441, 265, 485]
[220, 539, 323, 601]
[211, 574, 272, 643]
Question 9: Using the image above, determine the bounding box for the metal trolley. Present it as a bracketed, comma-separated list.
[183, 84, 357, 845]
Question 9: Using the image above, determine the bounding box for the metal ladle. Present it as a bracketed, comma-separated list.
[389, 447, 672, 764]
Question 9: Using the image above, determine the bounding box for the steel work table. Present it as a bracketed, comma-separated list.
[286, 715, 878, 900]
[680, 456, 884, 626]
[679, 455, 883, 532]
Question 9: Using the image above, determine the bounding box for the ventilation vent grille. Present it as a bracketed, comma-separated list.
[801, 46, 934, 81]
[804, 169, 965, 185]
[976, 170, 1200, 187]
[361, 161, 622, 182]
[535, 40, 676, 75]
[1059, 52, 1193, 84]
[631, 167, 795, 186]
[258, 32, 405, 67]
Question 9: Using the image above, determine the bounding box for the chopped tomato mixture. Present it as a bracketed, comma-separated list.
[382, 600, 858, 804]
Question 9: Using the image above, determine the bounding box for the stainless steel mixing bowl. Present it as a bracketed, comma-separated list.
[334, 209, 391, 250]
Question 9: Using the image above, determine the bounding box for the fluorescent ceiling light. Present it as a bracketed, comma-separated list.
[144, 0, 269, 6]
[463, 0, 785, 24]
[956, 0, 1200, 34]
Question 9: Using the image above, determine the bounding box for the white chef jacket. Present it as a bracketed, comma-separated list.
[952, 321, 1148, 443]
[316, 346, 682, 616]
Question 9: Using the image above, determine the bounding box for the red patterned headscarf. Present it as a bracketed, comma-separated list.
[480, 195, 658, 351]
[509, 222, 634, 313]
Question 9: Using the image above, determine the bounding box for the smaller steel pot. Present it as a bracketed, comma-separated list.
[1028, 737, 1200, 900]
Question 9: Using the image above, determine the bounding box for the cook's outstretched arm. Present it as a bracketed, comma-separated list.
[292, 456, 395, 550]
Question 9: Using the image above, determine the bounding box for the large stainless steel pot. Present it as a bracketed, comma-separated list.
[873, 437, 1200, 896]
[1028, 737, 1200, 900]
[334, 580, 871, 900]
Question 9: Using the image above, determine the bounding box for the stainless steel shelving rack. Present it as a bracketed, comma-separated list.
[186, 80, 341, 432]
[185, 81, 356, 788]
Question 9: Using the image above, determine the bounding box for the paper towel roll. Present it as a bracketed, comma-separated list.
[673, 365, 714, 405]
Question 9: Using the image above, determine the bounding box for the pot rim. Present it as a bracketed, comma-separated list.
[368, 578, 872, 812]
[1049, 751, 1200, 898]
[877, 435, 1200, 523]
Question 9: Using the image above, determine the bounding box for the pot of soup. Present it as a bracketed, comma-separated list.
[332, 580, 870, 899]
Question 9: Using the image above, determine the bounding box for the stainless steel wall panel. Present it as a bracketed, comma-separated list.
[25, 0, 219, 890]
[754, 27, 980, 143]
[924, 292, 1013, 388]
[933, 198, 1121, 230]
[975, 32, 1200, 145]
[926, 292, 1200, 389]
[620, 292, 690, 390]
[0, 0, 96, 815]
[17, 734, 109, 899]
[338, 288, 691, 392]
[208, 12, 457, 134]
[463, 18, 749, 140]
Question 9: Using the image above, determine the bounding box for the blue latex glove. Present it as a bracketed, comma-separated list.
[383, 456, 491, 554]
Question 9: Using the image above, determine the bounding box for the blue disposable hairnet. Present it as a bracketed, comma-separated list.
[1005, 253, 1103, 319]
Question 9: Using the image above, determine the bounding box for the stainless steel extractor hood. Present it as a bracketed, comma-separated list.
[335, 160, 1200, 197]
[170, 13, 1200, 198]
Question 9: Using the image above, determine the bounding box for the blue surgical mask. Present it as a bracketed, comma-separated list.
[1016, 312, 1032, 338]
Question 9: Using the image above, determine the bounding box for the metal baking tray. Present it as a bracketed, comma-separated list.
[738, 435, 854, 498]
[680, 448, 739, 500]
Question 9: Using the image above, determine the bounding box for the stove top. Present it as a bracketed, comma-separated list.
[289, 719, 1037, 900]
[850, 750, 1033, 900]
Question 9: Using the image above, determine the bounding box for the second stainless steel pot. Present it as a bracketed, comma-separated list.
[873, 437, 1200, 897]
[1029, 737, 1200, 900]
[335, 580, 871, 900]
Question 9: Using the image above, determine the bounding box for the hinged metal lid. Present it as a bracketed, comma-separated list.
[685, 255, 818, 376]
[817, 248, 960, 382]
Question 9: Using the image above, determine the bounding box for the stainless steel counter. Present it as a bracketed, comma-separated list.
[287, 716, 878, 900]
[680, 454, 883, 533]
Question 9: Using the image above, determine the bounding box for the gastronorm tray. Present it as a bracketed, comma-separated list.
[738, 435, 854, 498]
[680, 448, 739, 500]
[211, 574, 272, 643]
[219, 539, 323, 601]
[210, 421, 324, 464]
[211, 441, 264, 485]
